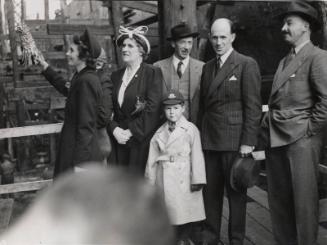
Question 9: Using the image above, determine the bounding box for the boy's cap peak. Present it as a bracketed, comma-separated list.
[162, 90, 184, 105]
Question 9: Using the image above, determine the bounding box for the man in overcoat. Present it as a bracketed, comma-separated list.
[198, 18, 262, 245]
[262, 1, 327, 245]
[154, 23, 204, 123]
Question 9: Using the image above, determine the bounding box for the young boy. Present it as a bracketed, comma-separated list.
[145, 90, 206, 245]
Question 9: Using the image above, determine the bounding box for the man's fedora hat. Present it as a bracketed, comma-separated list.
[167, 23, 199, 41]
[230, 155, 261, 192]
[277, 0, 321, 31]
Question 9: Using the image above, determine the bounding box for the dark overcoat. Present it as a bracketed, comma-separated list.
[109, 63, 164, 174]
[43, 66, 105, 177]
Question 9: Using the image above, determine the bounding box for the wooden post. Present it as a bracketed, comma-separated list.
[44, 0, 49, 21]
[21, 0, 26, 22]
[198, 3, 216, 61]
[107, 0, 123, 67]
[4, 0, 19, 87]
[0, 0, 5, 59]
[158, 0, 198, 59]
[318, 1, 327, 49]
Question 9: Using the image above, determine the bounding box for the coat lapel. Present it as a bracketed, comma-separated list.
[166, 117, 188, 147]
[161, 57, 173, 90]
[270, 42, 314, 96]
[189, 58, 200, 99]
[206, 50, 240, 99]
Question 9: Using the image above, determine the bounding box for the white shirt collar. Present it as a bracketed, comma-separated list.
[218, 47, 234, 66]
[172, 55, 190, 71]
[294, 40, 310, 54]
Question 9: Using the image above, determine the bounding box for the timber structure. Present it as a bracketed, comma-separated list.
[0, 1, 326, 243]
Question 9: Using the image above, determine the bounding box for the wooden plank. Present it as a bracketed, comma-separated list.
[0, 180, 52, 194]
[0, 199, 14, 230]
[247, 202, 273, 232]
[47, 23, 114, 35]
[0, 123, 63, 139]
[122, 1, 157, 14]
[223, 198, 270, 244]
[247, 185, 269, 209]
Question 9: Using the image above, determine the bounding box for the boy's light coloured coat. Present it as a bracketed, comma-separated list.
[145, 116, 206, 225]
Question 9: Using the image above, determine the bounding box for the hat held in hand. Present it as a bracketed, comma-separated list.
[230, 154, 261, 192]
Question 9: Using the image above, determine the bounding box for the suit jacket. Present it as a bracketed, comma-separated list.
[154, 56, 204, 123]
[198, 50, 262, 151]
[109, 63, 163, 144]
[43, 66, 104, 177]
[267, 42, 327, 147]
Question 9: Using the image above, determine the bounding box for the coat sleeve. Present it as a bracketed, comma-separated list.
[240, 58, 262, 146]
[97, 69, 113, 128]
[307, 52, 327, 136]
[128, 67, 164, 141]
[145, 137, 159, 185]
[42, 66, 69, 96]
[190, 125, 206, 185]
[73, 75, 100, 165]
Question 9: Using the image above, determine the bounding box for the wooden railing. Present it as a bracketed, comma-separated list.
[0, 115, 326, 194]
[0, 123, 62, 194]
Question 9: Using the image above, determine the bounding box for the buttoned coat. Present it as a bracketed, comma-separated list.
[145, 116, 206, 225]
[266, 42, 327, 147]
[43, 66, 105, 177]
[198, 50, 262, 151]
[154, 57, 204, 123]
[109, 63, 164, 173]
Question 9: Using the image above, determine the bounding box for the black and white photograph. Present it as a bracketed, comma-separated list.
[0, 0, 326, 244]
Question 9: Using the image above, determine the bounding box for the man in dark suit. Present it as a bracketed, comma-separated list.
[154, 23, 204, 124]
[263, 1, 327, 245]
[198, 18, 261, 245]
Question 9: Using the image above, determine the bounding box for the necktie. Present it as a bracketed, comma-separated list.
[168, 122, 176, 132]
[215, 57, 221, 76]
[283, 48, 295, 70]
[177, 61, 183, 78]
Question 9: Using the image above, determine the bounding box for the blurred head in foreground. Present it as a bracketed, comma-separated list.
[1, 164, 174, 245]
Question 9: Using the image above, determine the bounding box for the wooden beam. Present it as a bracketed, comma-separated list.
[44, 0, 49, 21]
[109, 0, 124, 66]
[158, 0, 198, 59]
[0, 180, 52, 194]
[4, 0, 19, 87]
[47, 23, 114, 35]
[0, 123, 63, 139]
[121, 1, 157, 14]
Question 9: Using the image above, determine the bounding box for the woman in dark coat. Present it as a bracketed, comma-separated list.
[109, 26, 164, 175]
[39, 30, 108, 178]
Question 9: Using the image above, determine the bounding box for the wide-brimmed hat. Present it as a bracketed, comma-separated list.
[162, 90, 184, 105]
[277, 1, 321, 31]
[230, 155, 261, 192]
[167, 23, 199, 41]
[79, 29, 102, 59]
